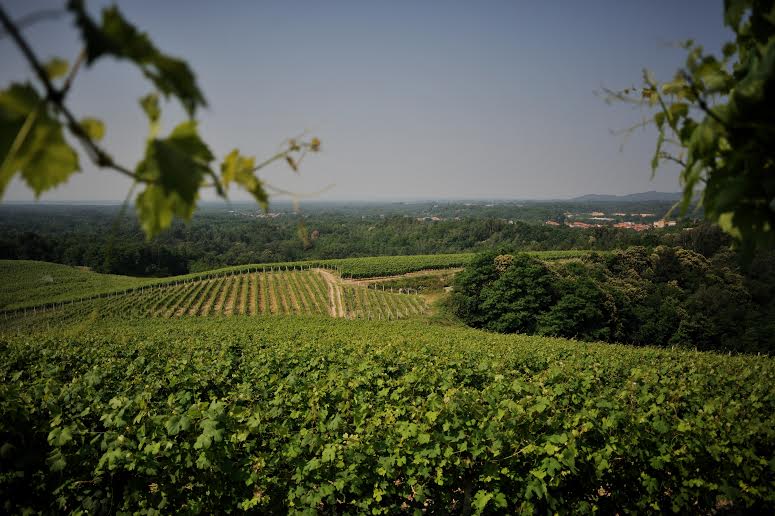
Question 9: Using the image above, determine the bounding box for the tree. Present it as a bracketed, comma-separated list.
[451, 253, 556, 333]
[0, 1, 320, 238]
[610, 0, 774, 257]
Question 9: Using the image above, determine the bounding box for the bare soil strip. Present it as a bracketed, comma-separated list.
[166, 281, 196, 317]
[259, 272, 268, 314]
[206, 277, 229, 316]
[283, 272, 302, 314]
[273, 272, 293, 315]
[299, 272, 322, 313]
[310, 271, 330, 314]
[247, 273, 257, 316]
[224, 275, 241, 316]
[333, 281, 346, 318]
[267, 273, 280, 314]
[213, 276, 234, 315]
[290, 272, 311, 313]
[177, 280, 206, 316]
[192, 279, 217, 315]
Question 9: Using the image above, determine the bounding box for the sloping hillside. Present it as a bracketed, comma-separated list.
[0, 260, 153, 309]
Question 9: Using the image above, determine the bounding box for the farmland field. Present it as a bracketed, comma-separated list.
[1, 255, 773, 513]
[0, 251, 595, 313]
[1, 316, 773, 513]
[0, 260, 153, 310]
[0, 267, 429, 330]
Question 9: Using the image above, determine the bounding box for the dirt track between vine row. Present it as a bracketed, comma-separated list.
[317, 269, 345, 317]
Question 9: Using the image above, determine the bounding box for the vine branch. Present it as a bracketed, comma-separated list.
[0, 5, 138, 181]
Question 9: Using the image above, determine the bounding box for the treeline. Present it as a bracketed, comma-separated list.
[0, 205, 720, 277]
[450, 247, 775, 354]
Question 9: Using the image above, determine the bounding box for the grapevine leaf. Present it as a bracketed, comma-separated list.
[0, 83, 79, 198]
[43, 57, 69, 80]
[220, 149, 268, 210]
[472, 490, 494, 513]
[135, 184, 195, 238]
[321, 444, 337, 462]
[48, 426, 73, 447]
[134, 121, 214, 237]
[79, 117, 105, 141]
[139, 93, 160, 137]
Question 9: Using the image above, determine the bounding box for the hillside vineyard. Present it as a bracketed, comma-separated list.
[0, 269, 428, 330]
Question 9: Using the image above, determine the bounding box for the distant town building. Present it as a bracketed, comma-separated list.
[614, 221, 651, 231]
[567, 221, 596, 229]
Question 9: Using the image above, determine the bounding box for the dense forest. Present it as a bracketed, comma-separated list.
[451, 246, 775, 353]
[0, 201, 707, 277]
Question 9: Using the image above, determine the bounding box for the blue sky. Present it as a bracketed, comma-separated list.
[2, 0, 731, 202]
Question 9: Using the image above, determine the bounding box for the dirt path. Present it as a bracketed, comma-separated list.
[318, 269, 345, 317]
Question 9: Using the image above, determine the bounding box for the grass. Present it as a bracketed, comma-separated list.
[0, 260, 153, 310]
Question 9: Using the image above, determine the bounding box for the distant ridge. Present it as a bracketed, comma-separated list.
[570, 191, 682, 202]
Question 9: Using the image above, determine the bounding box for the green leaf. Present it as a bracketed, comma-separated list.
[164, 414, 190, 435]
[0, 83, 79, 198]
[717, 212, 742, 239]
[472, 490, 494, 513]
[135, 120, 213, 237]
[80, 117, 105, 141]
[220, 149, 268, 210]
[139, 93, 161, 137]
[724, 0, 748, 29]
[321, 444, 337, 462]
[48, 426, 73, 447]
[43, 57, 69, 80]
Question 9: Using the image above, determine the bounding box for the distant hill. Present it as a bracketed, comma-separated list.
[570, 191, 682, 202]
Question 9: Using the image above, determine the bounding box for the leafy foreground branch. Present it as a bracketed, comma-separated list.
[609, 0, 775, 257]
[0, 1, 320, 238]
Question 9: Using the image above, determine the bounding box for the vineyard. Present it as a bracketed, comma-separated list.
[0, 251, 593, 315]
[1, 316, 773, 513]
[0, 268, 428, 330]
[0, 260, 153, 310]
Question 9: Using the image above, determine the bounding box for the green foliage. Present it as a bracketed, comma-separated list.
[0, 83, 79, 197]
[0, 317, 772, 513]
[0, 260, 153, 309]
[0, 261, 429, 322]
[0, 3, 319, 238]
[135, 121, 214, 236]
[632, 0, 775, 255]
[220, 149, 267, 209]
[453, 249, 774, 353]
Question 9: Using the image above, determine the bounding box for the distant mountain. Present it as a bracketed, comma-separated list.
[570, 191, 682, 202]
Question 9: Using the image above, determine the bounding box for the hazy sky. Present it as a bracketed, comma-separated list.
[2, 0, 730, 202]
